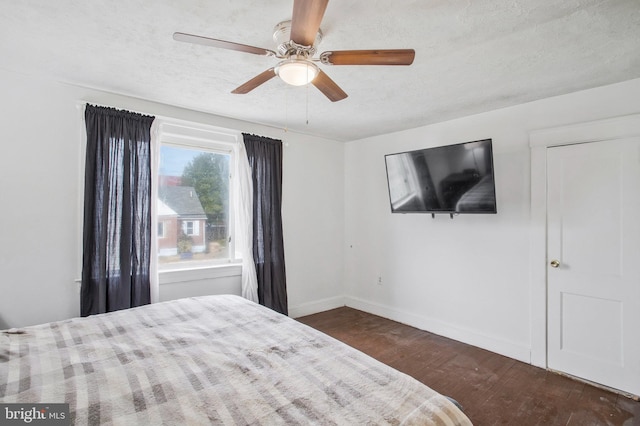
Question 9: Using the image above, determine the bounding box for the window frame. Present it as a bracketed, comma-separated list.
[183, 221, 195, 236]
[155, 120, 240, 274]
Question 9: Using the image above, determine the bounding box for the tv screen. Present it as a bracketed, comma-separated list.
[384, 139, 497, 214]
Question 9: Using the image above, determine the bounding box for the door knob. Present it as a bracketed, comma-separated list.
[550, 260, 560, 268]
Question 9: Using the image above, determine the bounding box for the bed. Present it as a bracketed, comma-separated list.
[1, 295, 472, 425]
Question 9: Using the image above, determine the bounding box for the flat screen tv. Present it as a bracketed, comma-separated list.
[384, 139, 497, 215]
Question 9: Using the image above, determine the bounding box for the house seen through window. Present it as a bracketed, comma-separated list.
[158, 143, 233, 270]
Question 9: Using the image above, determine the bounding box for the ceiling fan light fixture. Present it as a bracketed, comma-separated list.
[275, 58, 319, 86]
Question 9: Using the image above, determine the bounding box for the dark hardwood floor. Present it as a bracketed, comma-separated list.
[297, 307, 640, 426]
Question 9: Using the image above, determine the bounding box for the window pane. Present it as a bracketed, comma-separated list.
[158, 145, 230, 269]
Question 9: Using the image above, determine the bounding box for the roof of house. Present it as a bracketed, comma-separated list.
[157, 199, 178, 217]
[159, 186, 207, 219]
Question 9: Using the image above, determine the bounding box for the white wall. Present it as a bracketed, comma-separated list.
[344, 78, 640, 363]
[0, 69, 345, 328]
[283, 132, 346, 318]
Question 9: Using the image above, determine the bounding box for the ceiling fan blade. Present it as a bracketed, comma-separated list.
[320, 49, 415, 66]
[173, 32, 276, 57]
[290, 0, 329, 46]
[311, 69, 348, 102]
[231, 68, 277, 94]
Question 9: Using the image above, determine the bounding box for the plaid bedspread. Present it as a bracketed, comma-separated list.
[1, 295, 472, 425]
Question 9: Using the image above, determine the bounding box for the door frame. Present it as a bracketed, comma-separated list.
[529, 114, 640, 369]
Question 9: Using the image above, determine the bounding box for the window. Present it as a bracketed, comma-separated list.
[182, 221, 198, 236]
[157, 122, 238, 271]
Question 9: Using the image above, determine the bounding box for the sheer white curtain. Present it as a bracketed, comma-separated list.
[235, 141, 259, 302]
[149, 120, 161, 304]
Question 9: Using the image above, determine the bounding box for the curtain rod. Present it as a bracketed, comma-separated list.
[75, 100, 297, 145]
[75, 100, 240, 138]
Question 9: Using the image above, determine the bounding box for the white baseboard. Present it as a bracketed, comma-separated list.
[345, 296, 532, 364]
[289, 295, 347, 319]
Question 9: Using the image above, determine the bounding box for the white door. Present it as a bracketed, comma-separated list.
[547, 137, 640, 397]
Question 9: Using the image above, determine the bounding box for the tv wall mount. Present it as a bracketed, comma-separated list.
[431, 213, 458, 219]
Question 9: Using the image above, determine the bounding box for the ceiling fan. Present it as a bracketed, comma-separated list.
[173, 0, 415, 102]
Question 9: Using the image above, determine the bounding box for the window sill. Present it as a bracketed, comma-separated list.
[159, 263, 242, 285]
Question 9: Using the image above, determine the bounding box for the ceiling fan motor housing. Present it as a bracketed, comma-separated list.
[273, 20, 322, 58]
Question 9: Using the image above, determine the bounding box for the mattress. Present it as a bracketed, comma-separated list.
[1, 295, 472, 425]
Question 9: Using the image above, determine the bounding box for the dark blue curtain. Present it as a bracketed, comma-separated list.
[242, 133, 288, 315]
[81, 105, 155, 316]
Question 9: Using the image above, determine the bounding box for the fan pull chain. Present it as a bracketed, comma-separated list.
[284, 85, 289, 132]
[306, 83, 309, 125]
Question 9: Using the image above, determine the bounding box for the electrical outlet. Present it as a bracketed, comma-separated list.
[377, 276, 383, 286]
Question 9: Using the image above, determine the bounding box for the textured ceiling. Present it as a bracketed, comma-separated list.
[1, 0, 639, 141]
